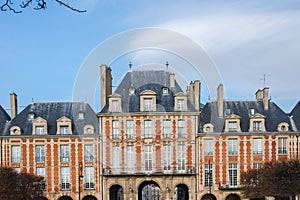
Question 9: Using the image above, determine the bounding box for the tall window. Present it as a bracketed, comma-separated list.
[36, 167, 46, 190]
[112, 100, 119, 112]
[228, 163, 238, 187]
[60, 145, 70, 162]
[203, 139, 213, 155]
[163, 120, 171, 138]
[177, 99, 185, 111]
[228, 121, 237, 132]
[278, 137, 287, 154]
[11, 146, 21, 163]
[126, 120, 134, 139]
[60, 126, 69, 135]
[84, 144, 94, 162]
[204, 163, 213, 187]
[228, 138, 238, 155]
[144, 145, 153, 172]
[177, 144, 185, 171]
[126, 146, 135, 172]
[144, 98, 153, 111]
[35, 145, 45, 163]
[112, 146, 121, 173]
[112, 120, 119, 139]
[144, 120, 152, 138]
[253, 163, 262, 169]
[163, 145, 171, 171]
[253, 121, 262, 131]
[85, 166, 95, 189]
[253, 138, 263, 155]
[60, 167, 70, 190]
[35, 126, 45, 135]
[177, 119, 185, 138]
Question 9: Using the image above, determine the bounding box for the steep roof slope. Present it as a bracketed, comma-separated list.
[3, 102, 98, 136]
[0, 105, 10, 135]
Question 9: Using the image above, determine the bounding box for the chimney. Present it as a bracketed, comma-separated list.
[10, 92, 18, 119]
[217, 84, 224, 117]
[170, 73, 175, 87]
[187, 81, 195, 107]
[262, 87, 269, 110]
[255, 89, 263, 100]
[100, 65, 112, 110]
[194, 80, 201, 111]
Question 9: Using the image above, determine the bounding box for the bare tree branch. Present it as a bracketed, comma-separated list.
[1, 0, 86, 13]
[1, 0, 22, 13]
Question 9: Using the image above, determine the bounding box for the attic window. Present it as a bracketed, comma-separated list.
[10, 126, 21, 135]
[203, 123, 214, 133]
[28, 113, 35, 120]
[249, 109, 255, 116]
[226, 109, 231, 116]
[129, 87, 135, 95]
[78, 112, 84, 120]
[162, 88, 168, 94]
[84, 125, 94, 134]
[277, 122, 289, 132]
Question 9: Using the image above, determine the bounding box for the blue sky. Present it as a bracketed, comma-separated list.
[1, 0, 300, 113]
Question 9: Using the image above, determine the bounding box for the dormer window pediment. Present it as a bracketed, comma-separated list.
[225, 114, 241, 132]
[249, 113, 266, 132]
[56, 116, 72, 135]
[140, 90, 156, 112]
[174, 92, 188, 111]
[108, 93, 122, 113]
[32, 117, 47, 135]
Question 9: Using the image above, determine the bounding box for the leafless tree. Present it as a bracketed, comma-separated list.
[1, 0, 86, 13]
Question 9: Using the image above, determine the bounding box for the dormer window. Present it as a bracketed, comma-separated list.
[78, 112, 84, 120]
[225, 114, 241, 132]
[10, 126, 21, 135]
[84, 125, 95, 134]
[277, 122, 289, 132]
[203, 123, 214, 133]
[28, 113, 35, 121]
[140, 90, 156, 112]
[174, 92, 187, 111]
[249, 113, 266, 132]
[108, 93, 122, 113]
[56, 116, 72, 135]
[162, 88, 169, 94]
[32, 117, 47, 135]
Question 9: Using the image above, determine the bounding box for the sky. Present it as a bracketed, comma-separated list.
[1, 0, 300, 114]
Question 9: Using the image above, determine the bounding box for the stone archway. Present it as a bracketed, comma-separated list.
[82, 195, 97, 200]
[58, 196, 73, 200]
[225, 194, 241, 200]
[109, 184, 124, 200]
[175, 184, 189, 200]
[138, 180, 161, 200]
[201, 193, 217, 200]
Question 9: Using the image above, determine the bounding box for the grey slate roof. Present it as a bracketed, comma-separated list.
[2, 102, 98, 136]
[200, 100, 292, 133]
[0, 105, 10, 135]
[101, 69, 197, 113]
[290, 101, 300, 131]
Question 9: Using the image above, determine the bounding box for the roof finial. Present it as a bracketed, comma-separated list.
[166, 61, 169, 71]
[129, 61, 132, 71]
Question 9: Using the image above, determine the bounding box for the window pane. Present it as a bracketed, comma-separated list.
[11, 146, 21, 163]
[163, 120, 171, 138]
[204, 164, 213, 187]
[229, 163, 238, 186]
[228, 121, 237, 132]
[60, 145, 70, 162]
[112, 100, 119, 112]
[204, 139, 213, 155]
[177, 99, 184, 111]
[253, 121, 262, 131]
[253, 138, 263, 155]
[177, 144, 185, 171]
[126, 120, 134, 139]
[112, 120, 119, 139]
[112, 146, 121, 173]
[84, 166, 94, 189]
[163, 145, 171, 171]
[60, 126, 69, 135]
[228, 138, 238, 155]
[177, 120, 185, 138]
[35, 145, 45, 163]
[35, 126, 45, 135]
[84, 144, 94, 162]
[126, 146, 135, 172]
[144, 120, 152, 138]
[144, 145, 152, 171]
[61, 167, 70, 190]
[278, 137, 287, 154]
[144, 98, 153, 111]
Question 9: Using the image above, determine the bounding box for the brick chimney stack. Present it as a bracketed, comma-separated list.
[217, 84, 224, 117]
[100, 65, 112, 110]
[10, 92, 18, 119]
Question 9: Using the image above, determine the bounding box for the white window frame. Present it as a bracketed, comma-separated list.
[177, 119, 185, 138]
[126, 145, 135, 173]
[60, 126, 69, 135]
[144, 145, 153, 172]
[35, 126, 45, 135]
[253, 138, 263, 155]
[278, 137, 287, 154]
[111, 100, 119, 112]
[144, 120, 152, 138]
[126, 120, 134, 139]
[84, 144, 94, 162]
[253, 121, 262, 131]
[228, 163, 238, 187]
[177, 144, 185, 171]
[228, 138, 238, 155]
[144, 98, 153, 111]
[35, 145, 45, 163]
[228, 121, 237, 132]
[60, 145, 70, 162]
[112, 146, 121, 173]
[163, 120, 171, 138]
[163, 145, 171, 171]
[60, 167, 70, 190]
[11, 145, 21, 163]
[84, 166, 95, 189]
[203, 139, 213, 155]
[204, 163, 213, 187]
[112, 120, 119, 139]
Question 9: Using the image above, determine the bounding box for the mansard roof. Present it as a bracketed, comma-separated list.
[290, 101, 300, 131]
[200, 100, 292, 133]
[2, 102, 98, 136]
[101, 69, 197, 113]
[0, 105, 10, 135]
